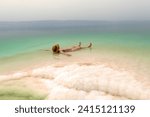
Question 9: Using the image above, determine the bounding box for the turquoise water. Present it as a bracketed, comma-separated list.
[0, 21, 149, 57]
[0, 21, 150, 74]
[0, 21, 150, 100]
[1, 31, 150, 57]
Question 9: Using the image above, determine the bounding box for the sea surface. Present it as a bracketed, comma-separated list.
[0, 21, 150, 99]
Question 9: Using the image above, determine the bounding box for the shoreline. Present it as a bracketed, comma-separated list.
[0, 61, 150, 100]
[0, 48, 150, 100]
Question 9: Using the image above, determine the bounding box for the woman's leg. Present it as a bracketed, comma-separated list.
[81, 42, 92, 49]
[71, 42, 92, 51]
[61, 42, 92, 52]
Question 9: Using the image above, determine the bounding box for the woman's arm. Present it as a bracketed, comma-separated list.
[60, 51, 72, 56]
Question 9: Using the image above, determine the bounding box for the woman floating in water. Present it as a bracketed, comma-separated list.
[52, 42, 92, 56]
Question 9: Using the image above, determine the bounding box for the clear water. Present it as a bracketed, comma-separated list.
[0, 21, 150, 99]
[0, 21, 150, 72]
[0, 21, 150, 57]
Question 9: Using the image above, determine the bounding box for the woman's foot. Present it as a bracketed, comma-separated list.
[79, 42, 81, 47]
[88, 43, 92, 48]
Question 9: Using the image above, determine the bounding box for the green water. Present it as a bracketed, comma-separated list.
[0, 21, 150, 75]
[0, 21, 150, 100]
[1, 33, 149, 57]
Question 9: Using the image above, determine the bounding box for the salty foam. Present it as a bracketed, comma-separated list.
[0, 64, 150, 99]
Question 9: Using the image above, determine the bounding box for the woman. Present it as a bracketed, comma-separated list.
[52, 42, 92, 56]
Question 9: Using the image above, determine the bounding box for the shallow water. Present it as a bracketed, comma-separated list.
[0, 21, 150, 99]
